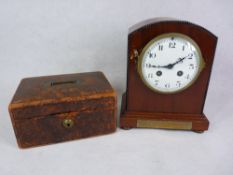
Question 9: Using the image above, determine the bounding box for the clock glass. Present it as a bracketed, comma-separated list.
[138, 33, 205, 93]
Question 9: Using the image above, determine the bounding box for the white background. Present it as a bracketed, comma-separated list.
[0, 0, 233, 175]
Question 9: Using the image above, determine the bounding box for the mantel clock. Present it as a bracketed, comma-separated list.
[120, 18, 217, 132]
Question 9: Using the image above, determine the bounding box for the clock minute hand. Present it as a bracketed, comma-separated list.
[160, 54, 193, 69]
[148, 54, 192, 69]
[174, 53, 193, 65]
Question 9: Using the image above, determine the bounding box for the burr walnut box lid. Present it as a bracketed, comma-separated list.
[9, 72, 116, 120]
[8, 72, 117, 148]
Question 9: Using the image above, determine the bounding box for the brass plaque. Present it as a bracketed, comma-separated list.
[137, 120, 192, 130]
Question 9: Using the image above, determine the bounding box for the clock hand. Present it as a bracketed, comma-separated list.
[175, 53, 193, 65]
[147, 54, 193, 69]
[160, 54, 193, 69]
[146, 64, 162, 68]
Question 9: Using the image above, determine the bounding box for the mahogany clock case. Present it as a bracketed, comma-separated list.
[120, 18, 218, 132]
[8, 72, 117, 148]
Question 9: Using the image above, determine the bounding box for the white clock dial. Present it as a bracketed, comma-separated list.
[138, 33, 204, 93]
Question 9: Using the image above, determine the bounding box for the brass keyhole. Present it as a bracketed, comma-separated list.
[63, 119, 74, 128]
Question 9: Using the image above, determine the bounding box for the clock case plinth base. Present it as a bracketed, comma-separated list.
[120, 93, 209, 132]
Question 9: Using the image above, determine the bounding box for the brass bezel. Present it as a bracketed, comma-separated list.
[137, 33, 205, 94]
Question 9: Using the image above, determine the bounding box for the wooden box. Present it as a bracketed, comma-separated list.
[8, 72, 117, 148]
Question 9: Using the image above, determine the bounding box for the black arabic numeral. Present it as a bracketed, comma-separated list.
[169, 42, 176, 48]
[189, 64, 194, 69]
[159, 45, 163, 51]
[176, 81, 181, 87]
[185, 74, 190, 79]
[182, 45, 185, 51]
[146, 63, 151, 68]
[148, 73, 153, 78]
[149, 52, 156, 58]
[149, 52, 153, 58]
[165, 83, 170, 88]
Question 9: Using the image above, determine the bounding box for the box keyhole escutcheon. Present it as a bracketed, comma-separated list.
[63, 119, 74, 128]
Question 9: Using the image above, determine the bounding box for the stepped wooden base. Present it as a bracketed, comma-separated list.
[120, 93, 209, 132]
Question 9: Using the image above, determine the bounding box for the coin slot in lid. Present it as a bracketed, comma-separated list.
[50, 80, 79, 86]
